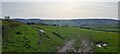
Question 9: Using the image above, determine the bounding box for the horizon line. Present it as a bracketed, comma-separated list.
[0, 17, 119, 20]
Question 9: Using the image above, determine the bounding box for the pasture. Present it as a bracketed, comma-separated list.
[2, 20, 119, 54]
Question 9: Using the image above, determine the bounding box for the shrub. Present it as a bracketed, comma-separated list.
[16, 32, 21, 35]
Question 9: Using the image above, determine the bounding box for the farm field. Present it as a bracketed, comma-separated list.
[33, 25, 119, 52]
[80, 25, 120, 33]
[2, 20, 119, 54]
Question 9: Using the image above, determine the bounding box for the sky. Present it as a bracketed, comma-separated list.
[1, 2, 119, 20]
[1, 0, 120, 2]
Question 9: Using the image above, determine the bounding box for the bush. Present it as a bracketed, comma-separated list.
[16, 32, 21, 35]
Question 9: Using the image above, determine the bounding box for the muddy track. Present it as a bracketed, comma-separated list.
[57, 37, 93, 54]
[78, 37, 93, 54]
[57, 40, 75, 52]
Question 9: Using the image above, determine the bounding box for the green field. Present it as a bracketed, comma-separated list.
[2, 20, 119, 53]
[80, 25, 120, 33]
[33, 25, 118, 52]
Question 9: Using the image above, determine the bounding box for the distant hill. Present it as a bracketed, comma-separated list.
[13, 18, 43, 23]
[72, 19, 119, 26]
[13, 18, 119, 27]
[43, 20, 79, 26]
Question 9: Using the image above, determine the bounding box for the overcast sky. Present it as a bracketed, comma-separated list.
[2, 2, 118, 20]
[1, 0, 120, 2]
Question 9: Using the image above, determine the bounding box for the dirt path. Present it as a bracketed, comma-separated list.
[57, 40, 75, 52]
[57, 37, 93, 54]
[78, 37, 93, 54]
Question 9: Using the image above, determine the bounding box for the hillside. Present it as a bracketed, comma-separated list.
[14, 19, 120, 33]
[2, 20, 40, 52]
[33, 25, 118, 53]
[2, 20, 65, 52]
[13, 18, 43, 24]
[2, 20, 119, 54]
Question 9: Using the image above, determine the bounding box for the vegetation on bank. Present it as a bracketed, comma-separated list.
[2, 20, 39, 52]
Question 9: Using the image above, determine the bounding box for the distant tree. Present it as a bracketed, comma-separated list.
[4, 16, 10, 20]
[53, 24, 57, 26]
[31, 22, 35, 24]
[53, 24, 56, 26]
[27, 23, 30, 25]
[42, 23, 48, 26]
[65, 24, 68, 27]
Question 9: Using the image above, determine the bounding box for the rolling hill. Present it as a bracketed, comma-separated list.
[13, 18, 119, 27]
[2, 19, 119, 54]
[13, 18, 120, 33]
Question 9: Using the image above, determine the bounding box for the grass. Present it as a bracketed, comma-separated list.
[2, 20, 119, 53]
[3, 25, 39, 52]
[81, 25, 120, 33]
[33, 25, 119, 52]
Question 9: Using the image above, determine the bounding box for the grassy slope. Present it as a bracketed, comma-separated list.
[2, 20, 64, 52]
[2, 20, 39, 52]
[34, 25, 118, 52]
[2, 20, 119, 53]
